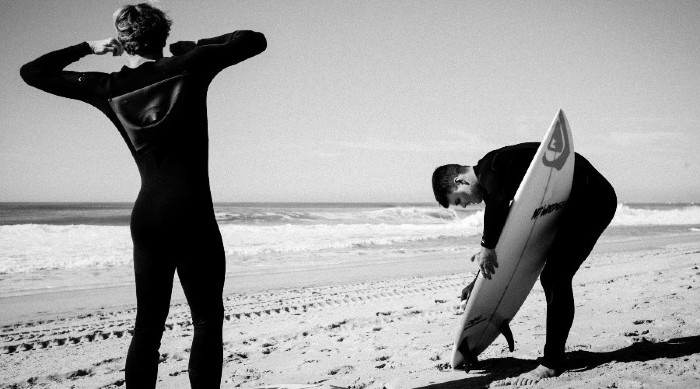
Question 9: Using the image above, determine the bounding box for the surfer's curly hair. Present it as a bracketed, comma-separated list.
[114, 3, 172, 56]
[432, 164, 469, 208]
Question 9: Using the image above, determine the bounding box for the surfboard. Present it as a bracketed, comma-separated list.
[450, 109, 575, 369]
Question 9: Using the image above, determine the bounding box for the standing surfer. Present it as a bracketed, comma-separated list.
[432, 142, 617, 385]
[20, 3, 266, 388]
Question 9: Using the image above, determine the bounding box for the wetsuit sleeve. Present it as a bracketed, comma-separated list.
[19, 42, 107, 106]
[172, 30, 266, 77]
[477, 144, 539, 249]
[477, 151, 511, 249]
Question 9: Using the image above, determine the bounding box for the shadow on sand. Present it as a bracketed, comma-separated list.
[414, 335, 700, 389]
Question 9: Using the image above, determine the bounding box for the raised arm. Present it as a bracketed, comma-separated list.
[170, 30, 266, 77]
[19, 39, 118, 103]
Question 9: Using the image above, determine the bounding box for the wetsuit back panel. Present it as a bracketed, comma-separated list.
[108, 74, 186, 153]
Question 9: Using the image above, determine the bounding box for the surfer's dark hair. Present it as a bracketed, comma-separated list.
[432, 164, 468, 208]
[114, 3, 172, 56]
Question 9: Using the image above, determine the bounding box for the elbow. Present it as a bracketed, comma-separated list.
[247, 31, 267, 56]
[256, 32, 267, 54]
[259, 34, 267, 53]
[19, 62, 41, 87]
[236, 30, 267, 55]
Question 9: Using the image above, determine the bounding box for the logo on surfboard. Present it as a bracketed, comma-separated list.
[542, 111, 571, 170]
[531, 201, 567, 220]
[464, 315, 486, 330]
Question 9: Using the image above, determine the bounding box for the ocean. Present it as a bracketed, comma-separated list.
[1, 202, 699, 298]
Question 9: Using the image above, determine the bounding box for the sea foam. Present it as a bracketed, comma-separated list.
[0, 212, 484, 274]
[610, 204, 700, 226]
[2, 204, 699, 275]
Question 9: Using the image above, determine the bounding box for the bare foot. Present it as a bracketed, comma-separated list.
[509, 364, 559, 386]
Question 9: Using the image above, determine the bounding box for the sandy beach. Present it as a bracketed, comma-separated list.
[1, 231, 699, 389]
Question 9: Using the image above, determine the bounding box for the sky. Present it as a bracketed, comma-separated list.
[1, 0, 699, 203]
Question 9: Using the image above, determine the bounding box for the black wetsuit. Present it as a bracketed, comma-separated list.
[474, 142, 617, 370]
[20, 31, 266, 388]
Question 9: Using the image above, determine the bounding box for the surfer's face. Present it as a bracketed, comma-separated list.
[448, 187, 482, 208]
[447, 172, 483, 208]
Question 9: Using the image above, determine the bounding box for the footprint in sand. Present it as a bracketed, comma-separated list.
[624, 330, 649, 337]
[435, 362, 451, 371]
[225, 368, 262, 383]
[327, 320, 347, 329]
[328, 365, 354, 375]
[54, 338, 67, 346]
[3, 345, 18, 353]
[98, 378, 125, 388]
[226, 352, 248, 362]
[66, 368, 94, 380]
[261, 340, 277, 347]
[21, 343, 35, 351]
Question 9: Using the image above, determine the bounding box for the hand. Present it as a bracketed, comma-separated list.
[88, 38, 123, 56]
[460, 279, 475, 302]
[459, 278, 476, 310]
[170, 41, 196, 56]
[471, 247, 498, 280]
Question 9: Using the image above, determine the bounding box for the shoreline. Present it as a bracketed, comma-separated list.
[2, 231, 698, 326]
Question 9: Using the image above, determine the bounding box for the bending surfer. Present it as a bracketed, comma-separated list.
[432, 142, 616, 385]
[20, 3, 266, 388]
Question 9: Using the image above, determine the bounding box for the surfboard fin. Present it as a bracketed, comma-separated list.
[499, 319, 515, 352]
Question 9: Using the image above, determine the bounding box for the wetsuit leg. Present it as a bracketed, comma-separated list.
[539, 170, 617, 371]
[176, 233, 226, 389]
[125, 246, 176, 389]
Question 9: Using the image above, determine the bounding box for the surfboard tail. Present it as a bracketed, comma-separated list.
[499, 319, 515, 352]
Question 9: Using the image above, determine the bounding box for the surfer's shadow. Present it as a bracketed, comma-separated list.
[414, 335, 700, 388]
[566, 335, 700, 372]
[413, 357, 537, 389]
